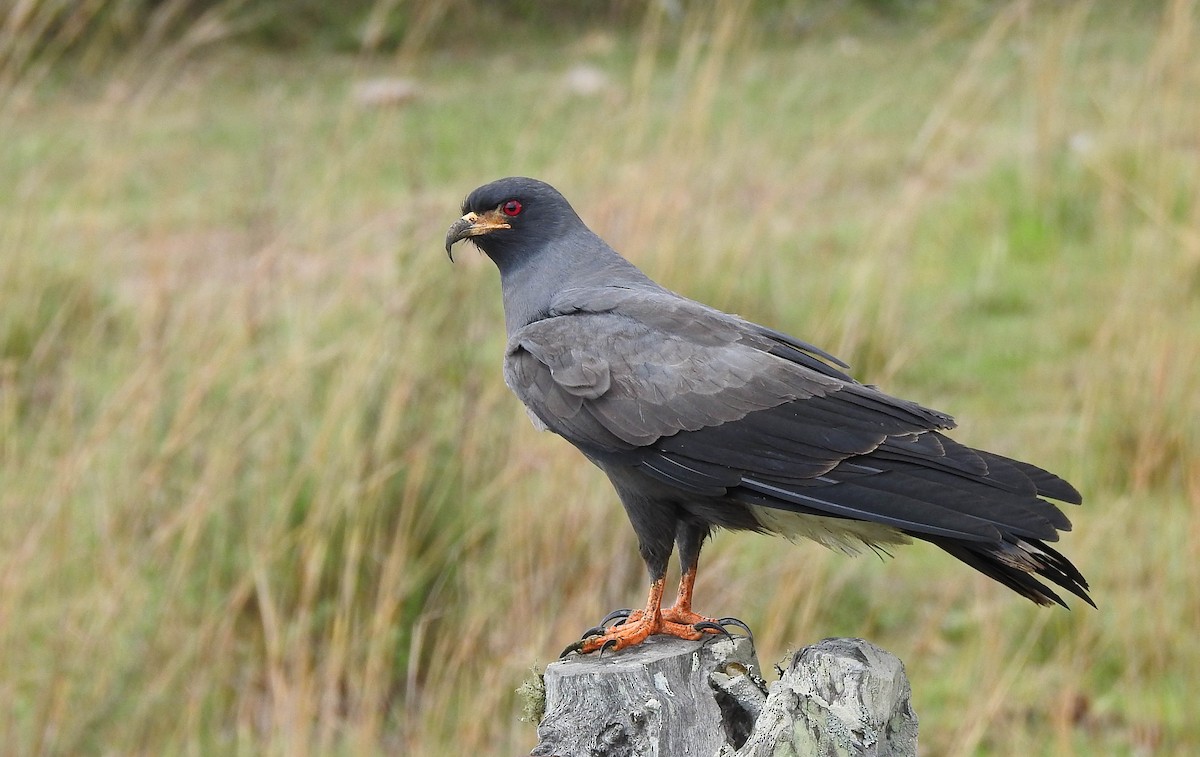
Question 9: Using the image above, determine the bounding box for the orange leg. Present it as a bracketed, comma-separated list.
[660, 564, 753, 640]
[661, 564, 713, 626]
[569, 576, 713, 655]
[566, 565, 751, 657]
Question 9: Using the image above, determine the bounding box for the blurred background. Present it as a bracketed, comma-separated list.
[2, 0, 1197, 754]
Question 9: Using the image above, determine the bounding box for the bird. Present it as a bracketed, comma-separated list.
[445, 176, 1092, 656]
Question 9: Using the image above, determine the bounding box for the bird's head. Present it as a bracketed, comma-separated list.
[445, 177, 581, 263]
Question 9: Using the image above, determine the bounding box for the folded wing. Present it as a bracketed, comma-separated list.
[504, 286, 1090, 607]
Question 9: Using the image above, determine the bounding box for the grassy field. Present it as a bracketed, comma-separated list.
[2, 1, 1198, 754]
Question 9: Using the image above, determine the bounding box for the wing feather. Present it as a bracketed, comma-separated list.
[504, 286, 1079, 561]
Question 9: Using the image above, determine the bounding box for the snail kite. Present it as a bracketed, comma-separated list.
[445, 177, 1092, 655]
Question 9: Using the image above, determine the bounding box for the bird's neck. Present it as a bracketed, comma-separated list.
[494, 232, 652, 335]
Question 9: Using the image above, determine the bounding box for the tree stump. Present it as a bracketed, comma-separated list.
[531, 636, 917, 757]
[729, 637, 919, 757]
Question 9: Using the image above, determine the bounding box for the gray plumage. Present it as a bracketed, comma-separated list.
[447, 177, 1091, 613]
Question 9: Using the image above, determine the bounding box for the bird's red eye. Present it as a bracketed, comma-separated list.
[502, 199, 523, 217]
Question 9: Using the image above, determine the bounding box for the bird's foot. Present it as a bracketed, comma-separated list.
[563, 608, 752, 657]
[562, 612, 708, 657]
[661, 607, 754, 642]
[577, 608, 636, 640]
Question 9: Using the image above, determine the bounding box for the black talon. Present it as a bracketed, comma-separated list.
[580, 625, 607, 640]
[692, 621, 734, 639]
[598, 638, 619, 658]
[601, 608, 634, 627]
[717, 617, 755, 640]
[560, 640, 586, 658]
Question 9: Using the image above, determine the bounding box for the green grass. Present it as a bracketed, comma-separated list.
[2, 2, 1199, 754]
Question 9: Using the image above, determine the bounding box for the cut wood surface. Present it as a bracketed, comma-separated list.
[532, 636, 917, 757]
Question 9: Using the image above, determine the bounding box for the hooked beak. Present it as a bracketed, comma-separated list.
[444, 210, 512, 260]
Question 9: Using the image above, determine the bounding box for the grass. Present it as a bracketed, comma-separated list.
[2, 1, 1198, 754]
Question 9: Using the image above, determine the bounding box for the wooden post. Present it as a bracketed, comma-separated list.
[531, 636, 917, 757]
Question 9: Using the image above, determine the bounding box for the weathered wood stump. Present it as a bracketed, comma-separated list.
[531, 636, 917, 757]
[729, 637, 919, 757]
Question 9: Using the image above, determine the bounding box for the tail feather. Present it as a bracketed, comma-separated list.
[929, 535, 1094, 608]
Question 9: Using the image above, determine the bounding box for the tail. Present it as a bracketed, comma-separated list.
[929, 535, 1094, 608]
